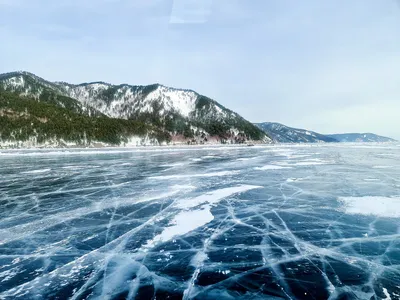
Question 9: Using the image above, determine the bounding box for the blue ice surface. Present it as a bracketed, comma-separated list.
[0, 143, 399, 299]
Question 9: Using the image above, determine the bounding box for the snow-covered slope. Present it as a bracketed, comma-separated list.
[0, 72, 101, 117]
[0, 71, 269, 144]
[0, 71, 67, 97]
[57, 81, 270, 143]
[255, 122, 338, 143]
[59, 82, 199, 120]
[327, 133, 396, 143]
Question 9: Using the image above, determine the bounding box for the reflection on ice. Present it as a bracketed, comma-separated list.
[0, 143, 400, 299]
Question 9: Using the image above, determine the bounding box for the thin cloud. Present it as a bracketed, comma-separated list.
[170, 0, 213, 24]
[1, 0, 400, 139]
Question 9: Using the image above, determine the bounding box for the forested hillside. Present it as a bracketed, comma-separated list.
[0, 91, 169, 147]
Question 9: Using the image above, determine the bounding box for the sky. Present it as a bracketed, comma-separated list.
[1, 0, 400, 139]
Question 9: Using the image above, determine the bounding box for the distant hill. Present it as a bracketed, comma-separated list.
[255, 122, 338, 143]
[326, 133, 396, 143]
[255, 122, 397, 144]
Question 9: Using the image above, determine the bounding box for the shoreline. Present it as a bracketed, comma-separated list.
[0, 141, 397, 154]
[0, 137, 270, 151]
[0, 142, 275, 153]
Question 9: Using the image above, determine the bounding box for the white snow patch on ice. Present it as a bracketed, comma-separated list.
[236, 157, 253, 161]
[143, 185, 262, 249]
[292, 161, 327, 166]
[189, 250, 209, 266]
[21, 168, 51, 174]
[286, 178, 305, 182]
[149, 170, 240, 180]
[236, 156, 262, 161]
[0, 268, 20, 283]
[339, 196, 400, 218]
[372, 166, 393, 169]
[191, 158, 203, 162]
[61, 165, 85, 170]
[144, 206, 214, 249]
[287, 154, 312, 159]
[175, 185, 262, 210]
[254, 165, 292, 170]
[160, 162, 187, 167]
[170, 184, 197, 191]
[236, 158, 250, 161]
[270, 158, 331, 167]
[383, 287, 392, 300]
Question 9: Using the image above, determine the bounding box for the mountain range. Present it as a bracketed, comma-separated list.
[0, 71, 396, 148]
[255, 122, 338, 143]
[255, 122, 396, 143]
[0, 71, 269, 148]
[326, 133, 396, 143]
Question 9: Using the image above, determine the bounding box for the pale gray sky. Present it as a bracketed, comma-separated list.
[1, 0, 400, 139]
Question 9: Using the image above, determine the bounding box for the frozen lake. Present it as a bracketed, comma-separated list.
[1, 144, 400, 299]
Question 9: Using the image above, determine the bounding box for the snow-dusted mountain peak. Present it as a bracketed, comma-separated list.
[0, 71, 269, 143]
[145, 85, 197, 118]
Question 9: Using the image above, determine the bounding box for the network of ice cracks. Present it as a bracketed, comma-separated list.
[0, 143, 400, 299]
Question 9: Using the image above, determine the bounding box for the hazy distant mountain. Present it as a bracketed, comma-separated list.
[255, 122, 397, 144]
[255, 122, 338, 143]
[326, 133, 396, 143]
[0, 71, 270, 147]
